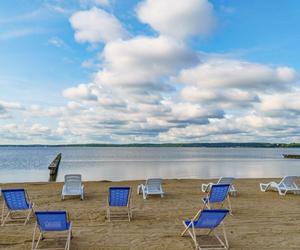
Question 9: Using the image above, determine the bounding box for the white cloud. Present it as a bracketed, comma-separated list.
[30, 123, 51, 135]
[48, 37, 67, 48]
[95, 35, 198, 91]
[63, 83, 98, 101]
[137, 0, 216, 39]
[178, 59, 298, 90]
[69, 7, 127, 44]
[259, 90, 300, 116]
[0, 100, 22, 110]
[2, 0, 300, 144]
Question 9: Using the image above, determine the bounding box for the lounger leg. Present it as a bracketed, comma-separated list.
[190, 225, 199, 250]
[107, 207, 110, 222]
[65, 223, 72, 250]
[31, 223, 37, 250]
[1, 211, 10, 226]
[1, 203, 5, 224]
[34, 232, 43, 250]
[278, 188, 285, 195]
[214, 231, 227, 249]
[222, 223, 229, 249]
[181, 221, 192, 236]
[24, 209, 32, 225]
[227, 196, 232, 215]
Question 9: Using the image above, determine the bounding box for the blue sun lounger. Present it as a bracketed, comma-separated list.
[181, 209, 230, 250]
[202, 184, 232, 214]
[106, 187, 132, 221]
[32, 211, 72, 250]
[1, 188, 35, 226]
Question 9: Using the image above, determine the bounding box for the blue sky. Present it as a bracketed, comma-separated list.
[1, 0, 300, 144]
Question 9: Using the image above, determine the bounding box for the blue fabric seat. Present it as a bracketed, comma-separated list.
[32, 211, 72, 250]
[202, 184, 232, 214]
[109, 187, 130, 207]
[184, 209, 229, 229]
[35, 211, 71, 231]
[1, 188, 34, 226]
[107, 187, 132, 221]
[182, 209, 230, 249]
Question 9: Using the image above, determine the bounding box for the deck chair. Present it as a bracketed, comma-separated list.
[202, 177, 237, 197]
[32, 211, 72, 250]
[181, 209, 230, 250]
[1, 188, 35, 226]
[61, 174, 84, 200]
[260, 176, 300, 195]
[137, 178, 164, 199]
[202, 184, 232, 214]
[106, 187, 132, 222]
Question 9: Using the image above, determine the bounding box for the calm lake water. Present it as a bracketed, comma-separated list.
[0, 147, 300, 183]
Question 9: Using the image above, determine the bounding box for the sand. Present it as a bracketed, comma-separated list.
[1, 178, 300, 249]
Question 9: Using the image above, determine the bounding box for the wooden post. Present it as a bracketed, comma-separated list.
[48, 153, 62, 182]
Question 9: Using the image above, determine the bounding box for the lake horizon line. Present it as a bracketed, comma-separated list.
[0, 142, 300, 148]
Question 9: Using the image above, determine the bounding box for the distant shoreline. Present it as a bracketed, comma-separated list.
[0, 143, 300, 148]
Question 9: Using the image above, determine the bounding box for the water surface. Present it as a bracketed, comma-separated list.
[0, 147, 300, 183]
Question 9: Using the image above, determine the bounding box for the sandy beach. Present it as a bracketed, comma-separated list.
[1, 178, 300, 249]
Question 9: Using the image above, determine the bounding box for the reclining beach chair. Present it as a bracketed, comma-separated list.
[181, 209, 230, 250]
[106, 187, 132, 222]
[137, 178, 164, 199]
[202, 177, 237, 197]
[32, 211, 72, 250]
[202, 184, 232, 214]
[260, 176, 300, 195]
[1, 188, 35, 226]
[61, 174, 84, 200]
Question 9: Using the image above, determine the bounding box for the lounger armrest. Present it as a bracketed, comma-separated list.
[201, 183, 213, 193]
[259, 183, 269, 192]
[137, 184, 144, 194]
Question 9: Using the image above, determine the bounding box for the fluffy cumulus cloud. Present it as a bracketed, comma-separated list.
[137, 0, 216, 39]
[69, 7, 127, 44]
[63, 83, 98, 101]
[95, 35, 198, 92]
[2, 0, 300, 144]
[178, 59, 297, 89]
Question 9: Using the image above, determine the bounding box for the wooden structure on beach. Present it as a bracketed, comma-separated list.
[48, 153, 62, 182]
[283, 154, 300, 159]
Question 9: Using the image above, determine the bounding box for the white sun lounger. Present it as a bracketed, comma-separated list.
[61, 174, 84, 200]
[260, 176, 300, 196]
[202, 177, 237, 197]
[137, 178, 164, 199]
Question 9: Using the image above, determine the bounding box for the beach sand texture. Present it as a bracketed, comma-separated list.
[1, 178, 300, 249]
